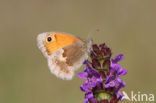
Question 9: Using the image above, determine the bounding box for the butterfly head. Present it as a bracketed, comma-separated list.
[37, 32, 77, 57]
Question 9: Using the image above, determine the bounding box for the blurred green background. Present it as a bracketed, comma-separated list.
[0, 0, 155, 103]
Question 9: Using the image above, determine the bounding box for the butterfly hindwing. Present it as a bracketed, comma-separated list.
[47, 41, 89, 80]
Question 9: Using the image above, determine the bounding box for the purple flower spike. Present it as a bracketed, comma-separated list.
[78, 44, 127, 103]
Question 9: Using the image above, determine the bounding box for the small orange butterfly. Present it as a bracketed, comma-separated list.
[37, 32, 92, 80]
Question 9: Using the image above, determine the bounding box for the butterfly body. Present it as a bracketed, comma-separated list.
[37, 32, 92, 80]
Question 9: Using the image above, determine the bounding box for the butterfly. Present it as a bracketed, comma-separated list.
[37, 32, 92, 80]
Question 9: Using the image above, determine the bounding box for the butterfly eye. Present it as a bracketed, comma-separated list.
[47, 37, 52, 42]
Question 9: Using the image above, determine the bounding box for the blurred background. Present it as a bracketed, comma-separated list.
[0, 0, 156, 103]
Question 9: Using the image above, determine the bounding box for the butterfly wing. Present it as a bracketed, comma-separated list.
[47, 40, 90, 80]
[37, 32, 92, 80]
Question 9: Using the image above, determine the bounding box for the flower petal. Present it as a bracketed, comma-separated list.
[80, 85, 91, 92]
[112, 54, 124, 63]
[116, 91, 123, 100]
[83, 98, 88, 103]
[85, 92, 94, 99]
[77, 72, 88, 79]
[119, 69, 127, 76]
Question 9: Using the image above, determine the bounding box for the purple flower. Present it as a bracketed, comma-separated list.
[116, 91, 123, 100]
[83, 92, 96, 103]
[105, 54, 127, 100]
[78, 44, 127, 103]
[105, 78, 125, 89]
[112, 54, 124, 63]
[78, 61, 103, 93]
[78, 61, 102, 79]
